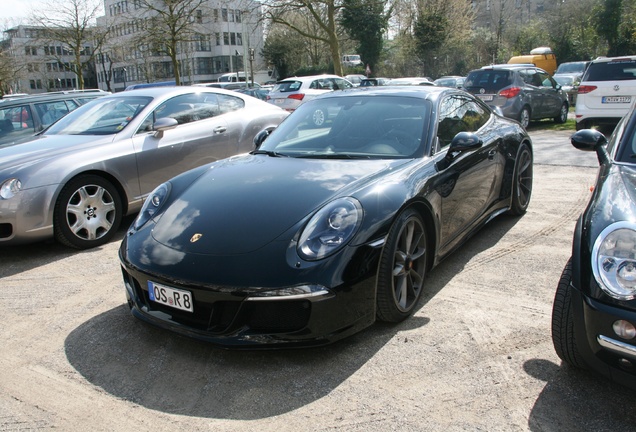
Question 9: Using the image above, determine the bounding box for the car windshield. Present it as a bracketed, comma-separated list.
[556, 62, 585, 74]
[584, 60, 636, 81]
[257, 95, 430, 159]
[45, 96, 152, 135]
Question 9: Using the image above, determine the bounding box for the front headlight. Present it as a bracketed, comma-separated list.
[133, 182, 171, 230]
[592, 222, 636, 300]
[0, 178, 22, 199]
[297, 197, 363, 261]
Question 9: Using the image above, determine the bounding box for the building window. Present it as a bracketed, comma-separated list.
[25, 46, 37, 55]
[215, 32, 221, 45]
[222, 8, 228, 22]
[236, 10, 241, 23]
[223, 32, 229, 45]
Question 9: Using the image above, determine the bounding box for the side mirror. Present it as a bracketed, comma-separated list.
[253, 127, 275, 148]
[448, 132, 482, 154]
[437, 132, 483, 170]
[571, 128, 609, 165]
[153, 117, 178, 138]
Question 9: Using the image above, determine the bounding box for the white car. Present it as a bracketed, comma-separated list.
[266, 75, 353, 125]
[575, 55, 636, 131]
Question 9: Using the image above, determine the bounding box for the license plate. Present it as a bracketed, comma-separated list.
[602, 96, 631, 103]
[274, 99, 284, 105]
[477, 95, 493, 101]
[148, 281, 193, 312]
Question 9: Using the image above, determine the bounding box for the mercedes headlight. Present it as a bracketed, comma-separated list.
[297, 197, 363, 261]
[133, 182, 171, 230]
[0, 178, 22, 199]
[592, 222, 636, 300]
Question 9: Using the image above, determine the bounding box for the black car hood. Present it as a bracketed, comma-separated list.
[151, 154, 407, 255]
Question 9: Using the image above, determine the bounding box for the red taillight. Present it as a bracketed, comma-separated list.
[288, 93, 305, 101]
[266, 95, 271, 101]
[577, 85, 597, 94]
[499, 87, 521, 98]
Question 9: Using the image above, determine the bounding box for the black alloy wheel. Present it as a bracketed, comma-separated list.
[376, 208, 428, 322]
[508, 143, 533, 216]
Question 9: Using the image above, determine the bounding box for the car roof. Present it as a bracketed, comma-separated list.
[279, 74, 344, 82]
[590, 55, 636, 64]
[312, 84, 452, 102]
[110, 85, 242, 98]
[0, 89, 109, 104]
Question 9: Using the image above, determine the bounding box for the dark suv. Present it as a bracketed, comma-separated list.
[463, 65, 569, 128]
[0, 90, 109, 146]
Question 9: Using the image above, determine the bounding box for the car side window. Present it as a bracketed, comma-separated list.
[335, 78, 352, 89]
[138, 93, 226, 134]
[437, 95, 489, 150]
[217, 94, 245, 114]
[36, 101, 72, 128]
[537, 71, 553, 88]
[0, 105, 34, 132]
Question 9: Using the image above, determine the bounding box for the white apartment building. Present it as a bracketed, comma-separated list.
[96, 0, 268, 91]
[1, 26, 96, 94]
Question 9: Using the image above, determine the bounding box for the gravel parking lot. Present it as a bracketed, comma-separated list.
[2, 126, 635, 431]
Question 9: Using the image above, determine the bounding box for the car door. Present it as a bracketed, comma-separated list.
[434, 94, 504, 253]
[132, 93, 231, 195]
[536, 70, 563, 116]
[519, 68, 545, 117]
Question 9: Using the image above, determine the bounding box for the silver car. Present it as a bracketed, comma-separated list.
[0, 86, 288, 248]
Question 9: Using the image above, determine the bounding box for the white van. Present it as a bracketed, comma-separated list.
[342, 55, 362, 67]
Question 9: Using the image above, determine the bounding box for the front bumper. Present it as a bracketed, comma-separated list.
[118, 235, 381, 348]
[0, 183, 57, 244]
[571, 284, 636, 389]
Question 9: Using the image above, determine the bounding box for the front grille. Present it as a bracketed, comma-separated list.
[243, 300, 311, 332]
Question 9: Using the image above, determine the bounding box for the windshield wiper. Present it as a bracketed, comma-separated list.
[295, 153, 372, 159]
[250, 149, 289, 157]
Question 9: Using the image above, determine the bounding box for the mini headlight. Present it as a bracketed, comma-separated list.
[297, 197, 363, 261]
[133, 182, 171, 230]
[0, 178, 22, 199]
[592, 222, 636, 300]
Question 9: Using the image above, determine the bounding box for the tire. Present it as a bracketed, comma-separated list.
[376, 209, 428, 322]
[551, 259, 587, 369]
[53, 174, 123, 249]
[518, 106, 531, 129]
[575, 119, 589, 131]
[554, 102, 568, 124]
[312, 108, 326, 127]
[508, 143, 533, 216]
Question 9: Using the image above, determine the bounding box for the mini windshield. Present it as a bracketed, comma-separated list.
[44, 96, 152, 135]
[257, 96, 430, 159]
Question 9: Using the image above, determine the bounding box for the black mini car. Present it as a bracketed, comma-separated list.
[551, 110, 636, 390]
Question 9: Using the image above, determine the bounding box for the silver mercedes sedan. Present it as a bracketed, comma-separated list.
[0, 86, 289, 249]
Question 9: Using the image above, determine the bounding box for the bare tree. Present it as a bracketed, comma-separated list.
[135, 0, 207, 85]
[31, 0, 107, 90]
[262, 0, 346, 76]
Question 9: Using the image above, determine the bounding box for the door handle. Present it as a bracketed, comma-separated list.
[488, 149, 496, 160]
[213, 126, 227, 134]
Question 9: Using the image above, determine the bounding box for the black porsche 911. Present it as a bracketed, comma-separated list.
[551, 110, 636, 390]
[119, 86, 533, 348]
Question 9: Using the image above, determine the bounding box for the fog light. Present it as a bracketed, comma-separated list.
[618, 358, 634, 371]
[613, 320, 636, 339]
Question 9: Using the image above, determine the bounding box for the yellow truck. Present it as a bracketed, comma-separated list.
[508, 47, 557, 75]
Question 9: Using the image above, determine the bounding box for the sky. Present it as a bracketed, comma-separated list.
[0, 0, 48, 26]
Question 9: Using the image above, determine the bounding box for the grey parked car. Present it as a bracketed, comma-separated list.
[463, 64, 569, 128]
[0, 89, 109, 145]
[0, 86, 288, 249]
